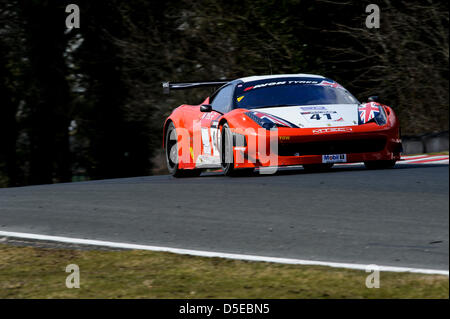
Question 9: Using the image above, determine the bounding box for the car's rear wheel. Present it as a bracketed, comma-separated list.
[302, 163, 334, 172]
[165, 122, 201, 178]
[220, 123, 254, 177]
[364, 160, 396, 169]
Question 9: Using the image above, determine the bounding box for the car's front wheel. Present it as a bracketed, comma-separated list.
[364, 160, 396, 169]
[165, 122, 201, 177]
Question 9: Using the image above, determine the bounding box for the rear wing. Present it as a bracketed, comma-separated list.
[162, 80, 232, 94]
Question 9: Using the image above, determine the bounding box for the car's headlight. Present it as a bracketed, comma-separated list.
[358, 103, 387, 126]
[374, 106, 387, 125]
[244, 111, 300, 130]
[245, 111, 278, 130]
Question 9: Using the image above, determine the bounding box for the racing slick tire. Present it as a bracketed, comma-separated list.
[165, 122, 201, 178]
[364, 160, 396, 170]
[220, 123, 254, 177]
[302, 163, 334, 172]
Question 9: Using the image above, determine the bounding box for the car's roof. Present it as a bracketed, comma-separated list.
[237, 73, 325, 83]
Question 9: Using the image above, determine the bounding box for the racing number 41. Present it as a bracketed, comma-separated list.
[311, 113, 332, 120]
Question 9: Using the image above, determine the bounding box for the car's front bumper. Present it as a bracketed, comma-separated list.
[232, 122, 402, 168]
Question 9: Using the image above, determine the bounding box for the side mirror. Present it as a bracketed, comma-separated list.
[368, 96, 379, 102]
[200, 104, 212, 112]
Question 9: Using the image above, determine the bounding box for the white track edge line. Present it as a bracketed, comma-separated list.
[0, 231, 447, 276]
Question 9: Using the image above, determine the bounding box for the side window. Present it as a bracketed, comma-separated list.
[211, 85, 233, 113]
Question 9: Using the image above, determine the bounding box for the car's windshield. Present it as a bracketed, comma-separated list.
[233, 77, 359, 109]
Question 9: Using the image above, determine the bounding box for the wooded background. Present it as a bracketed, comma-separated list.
[0, 0, 448, 186]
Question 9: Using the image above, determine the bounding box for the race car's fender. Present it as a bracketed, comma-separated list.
[163, 98, 211, 169]
[219, 109, 275, 167]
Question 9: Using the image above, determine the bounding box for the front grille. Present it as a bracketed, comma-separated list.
[277, 138, 387, 156]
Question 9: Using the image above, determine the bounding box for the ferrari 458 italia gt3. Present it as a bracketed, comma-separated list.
[162, 74, 402, 177]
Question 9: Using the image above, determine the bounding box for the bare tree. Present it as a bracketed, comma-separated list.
[320, 0, 449, 134]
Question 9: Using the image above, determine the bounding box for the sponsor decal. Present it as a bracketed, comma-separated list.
[237, 96, 244, 102]
[318, 80, 344, 89]
[300, 106, 327, 111]
[242, 80, 321, 91]
[201, 112, 217, 120]
[322, 154, 347, 163]
[211, 120, 219, 128]
[301, 111, 337, 115]
[286, 80, 320, 85]
[312, 127, 353, 134]
[241, 79, 346, 93]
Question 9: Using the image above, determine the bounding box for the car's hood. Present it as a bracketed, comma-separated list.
[251, 104, 359, 128]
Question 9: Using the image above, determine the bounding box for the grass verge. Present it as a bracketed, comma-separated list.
[0, 244, 448, 298]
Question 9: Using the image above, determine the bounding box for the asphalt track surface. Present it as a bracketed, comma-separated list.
[0, 164, 448, 271]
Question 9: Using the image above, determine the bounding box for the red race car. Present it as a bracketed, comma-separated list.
[162, 74, 402, 177]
